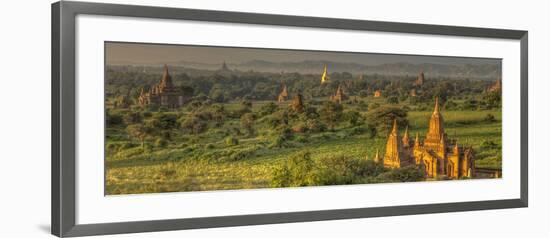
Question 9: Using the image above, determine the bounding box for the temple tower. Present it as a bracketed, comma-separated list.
[158, 64, 175, 93]
[415, 71, 425, 86]
[384, 119, 407, 168]
[137, 65, 190, 109]
[277, 84, 289, 102]
[330, 84, 348, 103]
[424, 97, 445, 150]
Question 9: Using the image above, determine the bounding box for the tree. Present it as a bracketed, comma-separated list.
[150, 113, 178, 130]
[180, 114, 207, 134]
[320, 101, 343, 130]
[258, 102, 278, 117]
[344, 110, 363, 127]
[483, 91, 501, 109]
[210, 104, 227, 126]
[123, 111, 143, 125]
[240, 113, 255, 136]
[386, 96, 399, 104]
[365, 106, 408, 135]
[126, 124, 154, 150]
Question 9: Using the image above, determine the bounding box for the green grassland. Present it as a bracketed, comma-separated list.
[105, 96, 502, 195]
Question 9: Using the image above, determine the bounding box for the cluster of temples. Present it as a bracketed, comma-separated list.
[382, 98, 476, 179]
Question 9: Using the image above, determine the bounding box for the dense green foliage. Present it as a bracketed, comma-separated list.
[105, 66, 502, 195]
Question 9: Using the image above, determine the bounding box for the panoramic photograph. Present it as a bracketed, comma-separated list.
[105, 42, 502, 195]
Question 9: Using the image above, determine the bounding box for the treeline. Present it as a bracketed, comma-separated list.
[106, 67, 501, 108]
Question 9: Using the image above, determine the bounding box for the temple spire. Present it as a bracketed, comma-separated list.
[414, 132, 420, 147]
[391, 119, 398, 134]
[433, 97, 440, 115]
[374, 149, 380, 163]
[159, 64, 174, 92]
[321, 64, 329, 84]
[424, 97, 445, 149]
[402, 126, 410, 146]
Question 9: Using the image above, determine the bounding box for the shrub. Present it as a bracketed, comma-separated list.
[154, 138, 168, 147]
[205, 143, 215, 149]
[481, 140, 500, 150]
[106, 143, 118, 153]
[294, 135, 308, 143]
[225, 136, 239, 146]
[258, 102, 278, 117]
[271, 152, 316, 187]
[344, 110, 363, 126]
[180, 114, 208, 134]
[369, 103, 380, 110]
[151, 113, 178, 130]
[120, 142, 137, 150]
[386, 96, 399, 104]
[376, 166, 425, 182]
[240, 113, 255, 136]
[123, 111, 143, 125]
[292, 121, 307, 133]
[313, 155, 365, 185]
[484, 113, 496, 123]
[444, 100, 458, 110]
[306, 118, 326, 133]
[106, 111, 123, 127]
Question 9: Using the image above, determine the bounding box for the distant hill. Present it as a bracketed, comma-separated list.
[231, 60, 500, 79]
[108, 59, 501, 80]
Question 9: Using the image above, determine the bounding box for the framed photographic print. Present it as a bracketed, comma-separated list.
[52, 1, 528, 237]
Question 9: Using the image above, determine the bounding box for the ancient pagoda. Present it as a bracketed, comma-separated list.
[277, 84, 289, 102]
[329, 85, 348, 104]
[414, 71, 425, 86]
[138, 65, 190, 108]
[381, 98, 475, 179]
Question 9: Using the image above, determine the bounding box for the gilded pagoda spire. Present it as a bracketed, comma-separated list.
[321, 64, 330, 84]
[414, 132, 420, 147]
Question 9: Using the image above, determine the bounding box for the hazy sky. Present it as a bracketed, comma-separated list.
[106, 42, 500, 66]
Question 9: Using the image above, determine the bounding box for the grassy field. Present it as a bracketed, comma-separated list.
[105, 97, 501, 195]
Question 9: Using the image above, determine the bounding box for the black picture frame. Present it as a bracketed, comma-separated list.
[52, 1, 528, 237]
